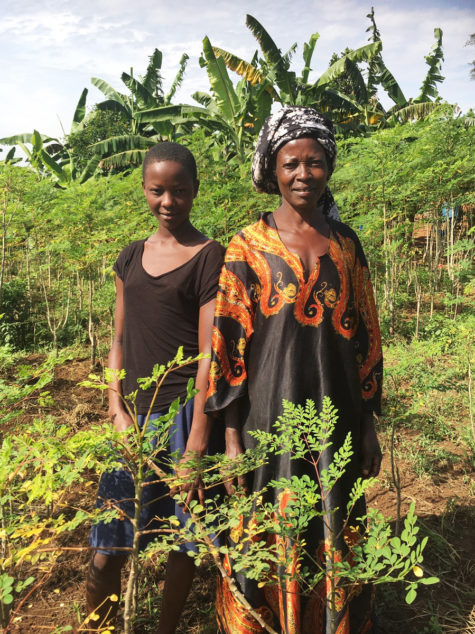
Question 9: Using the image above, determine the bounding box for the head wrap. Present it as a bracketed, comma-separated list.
[251, 106, 340, 220]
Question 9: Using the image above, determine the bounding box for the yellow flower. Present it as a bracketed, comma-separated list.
[109, 593, 119, 602]
[89, 613, 100, 621]
[413, 565, 424, 577]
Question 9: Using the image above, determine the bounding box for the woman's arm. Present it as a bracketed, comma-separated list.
[351, 232, 383, 478]
[108, 276, 134, 432]
[223, 400, 248, 495]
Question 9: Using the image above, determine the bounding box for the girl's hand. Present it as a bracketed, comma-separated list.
[110, 409, 134, 432]
[360, 412, 382, 478]
[223, 427, 248, 496]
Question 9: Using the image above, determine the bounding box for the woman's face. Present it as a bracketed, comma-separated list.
[275, 137, 329, 212]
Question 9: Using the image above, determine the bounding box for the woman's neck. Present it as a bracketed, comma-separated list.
[274, 202, 328, 235]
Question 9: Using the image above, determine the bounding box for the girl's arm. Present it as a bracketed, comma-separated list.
[176, 298, 216, 506]
[183, 298, 216, 455]
[108, 276, 134, 432]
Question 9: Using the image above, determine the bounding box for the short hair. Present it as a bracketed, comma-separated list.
[142, 142, 198, 182]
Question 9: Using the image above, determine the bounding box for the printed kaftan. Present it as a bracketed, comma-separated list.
[206, 212, 383, 634]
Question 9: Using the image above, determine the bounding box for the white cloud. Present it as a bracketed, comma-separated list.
[1, 0, 474, 140]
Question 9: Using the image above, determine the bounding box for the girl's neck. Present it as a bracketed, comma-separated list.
[150, 220, 198, 245]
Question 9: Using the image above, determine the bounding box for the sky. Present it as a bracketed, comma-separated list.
[1, 0, 474, 144]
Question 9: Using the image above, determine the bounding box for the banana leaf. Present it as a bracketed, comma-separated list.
[142, 48, 163, 96]
[91, 78, 127, 107]
[121, 73, 156, 108]
[79, 154, 102, 184]
[245, 14, 296, 99]
[301, 33, 319, 84]
[212, 47, 264, 86]
[314, 42, 382, 88]
[418, 28, 445, 101]
[165, 53, 189, 104]
[71, 88, 88, 134]
[202, 36, 240, 124]
[91, 134, 153, 155]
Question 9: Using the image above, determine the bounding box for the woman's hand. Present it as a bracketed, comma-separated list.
[360, 412, 382, 478]
[223, 427, 248, 496]
[110, 409, 134, 432]
[173, 441, 206, 508]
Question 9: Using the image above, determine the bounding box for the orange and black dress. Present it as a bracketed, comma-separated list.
[206, 212, 383, 634]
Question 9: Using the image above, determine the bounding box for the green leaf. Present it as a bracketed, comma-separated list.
[418, 28, 445, 101]
[405, 587, 417, 604]
[71, 88, 88, 132]
[0, 132, 50, 146]
[165, 53, 189, 104]
[245, 14, 296, 100]
[142, 48, 163, 96]
[315, 42, 382, 89]
[301, 33, 320, 84]
[39, 149, 67, 183]
[121, 72, 156, 108]
[31, 129, 43, 152]
[212, 46, 264, 86]
[375, 59, 407, 106]
[91, 78, 126, 105]
[78, 153, 101, 184]
[419, 577, 439, 585]
[202, 36, 240, 124]
[92, 133, 153, 154]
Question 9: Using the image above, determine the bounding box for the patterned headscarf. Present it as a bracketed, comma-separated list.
[251, 106, 340, 220]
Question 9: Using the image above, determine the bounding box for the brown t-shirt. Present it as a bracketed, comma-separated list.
[114, 239, 225, 413]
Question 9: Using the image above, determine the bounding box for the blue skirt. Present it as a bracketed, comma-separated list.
[90, 399, 198, 556]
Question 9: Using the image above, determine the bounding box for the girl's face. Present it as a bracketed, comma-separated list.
[142, 160, 199, 231]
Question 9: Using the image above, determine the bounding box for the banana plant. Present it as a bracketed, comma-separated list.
[90, 49, 191, 167]
[138, 36, 269, 165]
[212, 13, 382, 116]
[321, 10, 448, 132]
[0, 89, 100, 185]
[417, 28, 445, 101]
[364, 10, 445, 125]
[0, 147, 21, 165]
[386, 28, 446, 124]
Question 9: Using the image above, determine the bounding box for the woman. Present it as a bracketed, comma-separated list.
[206, 107, 383, 633]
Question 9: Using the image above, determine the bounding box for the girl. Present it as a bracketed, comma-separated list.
[86, 142, 224, 633]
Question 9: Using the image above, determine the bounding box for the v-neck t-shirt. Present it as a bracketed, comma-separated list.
[114, 239, 225, 413]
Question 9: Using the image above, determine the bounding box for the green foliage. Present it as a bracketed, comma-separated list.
[332, 109, 474, 338]
[90, 48, 192, 169]
[66, 107, 129, 174]
[175, 397, 437, 630]
[0, 341, 443, 631]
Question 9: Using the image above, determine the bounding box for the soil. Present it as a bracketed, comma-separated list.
[2, 356, 474, 633]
